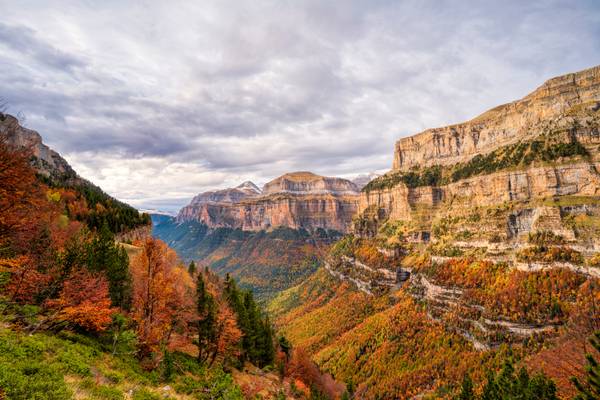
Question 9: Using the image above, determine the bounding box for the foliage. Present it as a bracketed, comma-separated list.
[571, 331, 600, 400]
[224, 274, 275, 367]
[45, 268, 115, 332]
[130, 238, 194, 361]
[475, 360, 558, 400]
[528, 231, 565, 246]
[363, 135, 589, 192]
[38, 174, 151, 235]
[363, 165, 442, 192]
[517, 245, 584, 265]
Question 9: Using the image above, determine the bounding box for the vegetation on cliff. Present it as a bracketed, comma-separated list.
[364, 131, 590, 193]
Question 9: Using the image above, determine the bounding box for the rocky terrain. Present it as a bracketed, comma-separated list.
[1, 113, 78, 182]
[356, 65, 600, 265]
[178, 171, 360, 233]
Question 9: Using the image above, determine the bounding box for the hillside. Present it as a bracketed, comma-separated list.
[151, 214, 340, 300]
[0, 124, 342, 400]
[0, 113, 150, 234]
[270, 66, 600, 399]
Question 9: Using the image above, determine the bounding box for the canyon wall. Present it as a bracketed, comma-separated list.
[357, 65, 600, 245]
[393, 65, 600, 170]
[178, 172, 360, 233]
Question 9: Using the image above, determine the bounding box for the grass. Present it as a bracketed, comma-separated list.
[0, 321, 243, 400]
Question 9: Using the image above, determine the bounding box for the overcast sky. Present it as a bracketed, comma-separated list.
[1, 1, 599, 212]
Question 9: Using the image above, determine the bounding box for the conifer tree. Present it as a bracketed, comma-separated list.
[196, 272, 217, 363]
[188, 260, 197, 275]
[572, 331, 600, 400]
[87, 223, 132, 309]
[457, 374, 474, 400]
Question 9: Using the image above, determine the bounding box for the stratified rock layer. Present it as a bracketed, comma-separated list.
[393, 65, 600, 170]
[358, 65, 600, 247]
[178, 172, 360, 233]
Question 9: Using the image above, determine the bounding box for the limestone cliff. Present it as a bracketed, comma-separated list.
[178, 172, 360, 233]
[393, 65, 600, 170]
[357, 65, 600, 252]
[0, 113, 78, 181]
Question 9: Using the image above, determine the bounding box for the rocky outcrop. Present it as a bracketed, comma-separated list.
[178, 172, 360, 233]
[357, 65, 600, 245]
[393, 65, 600, 170]
[0, 113, 78, 181]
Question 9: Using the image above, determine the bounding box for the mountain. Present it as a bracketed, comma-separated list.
[271, 65, 600, 399]
[178, 171, 360, 233]
[357, 65, 600, 246]
[0, 112, 150, 233]
[351, 172, 381, 190]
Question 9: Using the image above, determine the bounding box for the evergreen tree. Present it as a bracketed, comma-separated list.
[278, 335, 292, 361]
[457, 374, 474, 400]
[87, 223, 132, 309]
[478, 360, 557, 400]
[188, 260, 197, 275]
[572, 331, 600, 400]
[196, 272, 217, 363]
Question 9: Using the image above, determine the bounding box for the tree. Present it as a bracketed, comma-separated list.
[572, 331, 600, 400]
[479, 361, 558, 400]
[0, 133, 43, 254]
[196, 272, 217, 363]
[130, 238, 178, 359]
[457, 374, 474, 400]
[188, 261, 197, 275]
[87, 223, 132, 309]
[45, 269, 115, 332]
[279, 335, 292, 361]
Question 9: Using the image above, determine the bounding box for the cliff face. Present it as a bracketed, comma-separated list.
[0, 114, 78, 180]
[178, 172, 360, 233]
[357, 65, 600, 249]
[393, 65, 600, 170]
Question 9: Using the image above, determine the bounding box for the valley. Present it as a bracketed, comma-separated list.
[156, 64, 600, 399]
[1, 63, 600, 400]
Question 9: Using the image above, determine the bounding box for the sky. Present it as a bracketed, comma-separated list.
[1, 1, 600, 212]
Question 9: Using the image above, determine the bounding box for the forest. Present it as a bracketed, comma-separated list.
[0, 133, 344, 399]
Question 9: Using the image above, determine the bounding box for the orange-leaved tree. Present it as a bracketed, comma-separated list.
[131, 237, 190, 361]
[45, 268, 115, 332]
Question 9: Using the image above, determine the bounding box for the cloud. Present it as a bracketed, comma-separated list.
[0, 0, 599, 211]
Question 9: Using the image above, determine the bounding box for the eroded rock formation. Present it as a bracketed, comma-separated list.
[178, 172, 360, 233]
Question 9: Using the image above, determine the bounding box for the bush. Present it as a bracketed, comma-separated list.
[587, 253, 600, 268]
[528, 231, 564, 246]
[517, 245, 583, 264]
[132, 388, 161, 400]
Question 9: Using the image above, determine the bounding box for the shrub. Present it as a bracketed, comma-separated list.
[528, 231, 564, 246]
[517, 245, 583, 264]
[132, 388, 161, 400]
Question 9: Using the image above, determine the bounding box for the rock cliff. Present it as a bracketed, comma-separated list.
[0, 113, 78, 181]
[393, 65, 600, 170]
[357, 65, 600, 251]
[178, 172, 360, 233]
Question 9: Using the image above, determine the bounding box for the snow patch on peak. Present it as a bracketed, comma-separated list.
[236, 181, 261, 194]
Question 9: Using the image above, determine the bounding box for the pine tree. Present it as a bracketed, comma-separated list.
[188, 261, 196, 275]
[457, 374, 474, 400]
[87, 223, 132, 309]
[279, 335, 292, 361]
[196, 272, 217, 363]
[572, 331, 600, 400]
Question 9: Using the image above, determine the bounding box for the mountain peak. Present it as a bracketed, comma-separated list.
[236, 181, 261, 194]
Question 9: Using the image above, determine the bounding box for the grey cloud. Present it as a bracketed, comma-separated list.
[0, 22, 85, 72]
